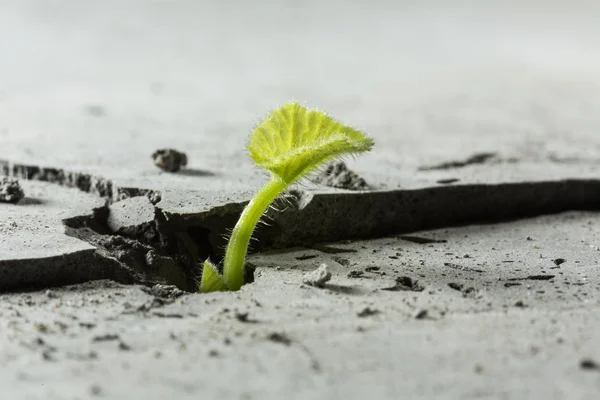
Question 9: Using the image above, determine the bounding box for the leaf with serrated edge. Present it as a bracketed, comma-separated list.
[247, 102, 374, 184]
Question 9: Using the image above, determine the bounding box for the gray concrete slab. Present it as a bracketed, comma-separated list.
[1, 213, 600, 399]
[1, 0, 600, 399]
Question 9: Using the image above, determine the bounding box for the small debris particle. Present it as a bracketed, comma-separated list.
[444, 262, 484, 273]
[526, 275, 555, 281]
[526, 236, 534, 241]
[131, 297, 174, 313]
[580, 358, 600, 371]
[448, 282, 464, 291]
[151, 148, 188, 172]
[118, 342, 131, 351]
[347, 270, 364, 278]
[142, 284, 187, 299]
[514, 300, 527, 308]
[507, 275, 556, 282]
[436, 178, 460, 184]
[0, 177, 25, 204]
[553, 258, 566, 266]
[310, 161, 369, 191]
[357, 307, 379, 318]
[208, 349, 220, 357]
[267, 332, 292, 346]
[399, 235, 447, 244]
[45, 290, 59, 299]
[414, 309, 429, 320]
[382, 276, 425, 292]
[332, 256, 350, 266]
[152, 312, 184, 319]
[295, 254, 318, 261]
[365, 266, 380, 272]
[54, 321, 68, 332]
[234, 312, 258, 324]
[504, 282, 522, 288]
[42, 350, 55, 361]
[92, 334, 120, 342]
[419, 152, 497, 171]
[89, 385, 103, 396]
[302, 264, 332, 288]
[474, 364, 484, 374]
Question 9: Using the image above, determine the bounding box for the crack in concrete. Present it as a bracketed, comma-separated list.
[418, 152, 500, 170]
[0, 159, 161, 204]
[2, 159, 600, 292]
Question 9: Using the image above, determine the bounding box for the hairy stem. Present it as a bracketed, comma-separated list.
[223, 176, 287, 291]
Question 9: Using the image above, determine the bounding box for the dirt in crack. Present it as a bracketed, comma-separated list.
[63, 199, 254, 292]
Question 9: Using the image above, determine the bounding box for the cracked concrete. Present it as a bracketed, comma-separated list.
[1, 0, 600, 399]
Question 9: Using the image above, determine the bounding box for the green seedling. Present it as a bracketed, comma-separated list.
[199, 102, 374, 293]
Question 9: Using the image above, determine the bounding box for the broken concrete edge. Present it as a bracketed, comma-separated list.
[0, 159, 365, 205]
[62, 177, 600, 294]
[0, 159, 161, 204]
[0, 248, 133, 293]
[161, 178, 600, 251]
[3, 157, 600, 293]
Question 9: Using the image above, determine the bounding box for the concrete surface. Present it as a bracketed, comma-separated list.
[1, 0, 600, 399]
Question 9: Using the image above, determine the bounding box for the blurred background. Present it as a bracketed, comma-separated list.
[1, 0, 599, 182]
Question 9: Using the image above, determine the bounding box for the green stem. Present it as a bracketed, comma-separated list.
[223, 176, 288, 291]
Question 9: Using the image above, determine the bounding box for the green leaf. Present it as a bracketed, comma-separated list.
[199, 260, 227, 293]
[247, 102, 374, 184]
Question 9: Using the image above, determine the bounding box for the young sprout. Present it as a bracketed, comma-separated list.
[199, 102, 374, 293]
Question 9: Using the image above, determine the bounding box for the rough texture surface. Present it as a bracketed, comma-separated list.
[0, 177, 25, 204]
[1, 213, 600, 399]
[1, 1, 600, 399]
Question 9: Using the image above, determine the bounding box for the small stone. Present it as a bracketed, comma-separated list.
[347, 270, 364, 278]
[310, 161, 369, 191]
[0, 177, 25, 204]
[89, 384, 103, 396]
[266, 332, 292, 346]
[357, 307, 379, 318]
[151, 148, 188, 172]
[552, 258, 566, 266]
[208, 349, 220, 357]
[118, 341, 131, 351]
[302, 263, 332, 288]
[580, 358, 600, 371]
